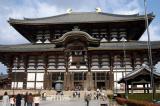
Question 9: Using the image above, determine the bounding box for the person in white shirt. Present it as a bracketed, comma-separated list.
[9, 95, 15, 106]
[34, 94, 41, 106]
[2, 91, 10, 106]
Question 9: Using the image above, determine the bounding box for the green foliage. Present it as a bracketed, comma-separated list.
[119, 93, 160, 101]
[116, 97, 160, 106]
[129, 93, 152, 101]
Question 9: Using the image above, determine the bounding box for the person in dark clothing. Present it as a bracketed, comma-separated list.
[24, 92, 28, 106]
[27, 93, 33, 106]
[16, 94, 22, 106]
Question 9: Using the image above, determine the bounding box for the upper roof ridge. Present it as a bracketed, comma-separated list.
[9, 11, 154, 22]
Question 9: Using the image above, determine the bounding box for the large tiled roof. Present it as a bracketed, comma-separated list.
[89, 41, 160, 50]
[125, 65, 160, 79]
[8, 12, 154, 24]
[118, 65, 160, 83]
[0, 74, 8, 80]
[0, 43, 63, 52]
[0, 41, 160, 52]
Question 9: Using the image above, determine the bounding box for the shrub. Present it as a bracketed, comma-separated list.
[116, 97, 160, 106]
[115, 97, 127, 105]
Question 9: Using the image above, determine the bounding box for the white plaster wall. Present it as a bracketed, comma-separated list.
[27, 73, 35, 81]
[36, 73, 44, 81]
[36, 82, 43, 89]
[27, 82, 34, 89]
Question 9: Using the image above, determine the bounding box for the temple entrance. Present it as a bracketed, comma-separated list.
[73, 72, 86, 90]
[74, 82, 83, 90]
[93, 72, 107, 89]
[97, 82, 105, 89]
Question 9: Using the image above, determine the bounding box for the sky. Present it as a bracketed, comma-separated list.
[0, 0, 160, 74]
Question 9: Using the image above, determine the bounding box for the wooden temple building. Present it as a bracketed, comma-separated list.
[0, 11, 160, 90]
[118, 65, 160, 94]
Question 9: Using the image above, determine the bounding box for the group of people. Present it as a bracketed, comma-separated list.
[84, 89, 108, 106]
[73, 86, 81, 98]
[2, 91, 41, 106]
[73, 91, 80, 98]
[2, 92, 22, 106]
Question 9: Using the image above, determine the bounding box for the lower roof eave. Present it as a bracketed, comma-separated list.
[0, 49, 64, 53]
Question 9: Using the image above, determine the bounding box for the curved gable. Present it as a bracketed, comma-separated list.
[52, 30, 100, 47]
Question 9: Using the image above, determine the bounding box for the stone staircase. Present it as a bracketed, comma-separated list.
[0, 89, 113, 99]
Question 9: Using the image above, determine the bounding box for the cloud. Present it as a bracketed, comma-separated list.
[8, 1, 66, 19]
[97, 0, 142, 15]
[112, 0, 142, 15]
[0, 0, 67, 44]
[140, 23, 160, 41]
[0, 62, 7, 74]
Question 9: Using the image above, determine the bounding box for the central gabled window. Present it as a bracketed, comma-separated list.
[66, 41, 87, 68]
[70, 50, 87, 65]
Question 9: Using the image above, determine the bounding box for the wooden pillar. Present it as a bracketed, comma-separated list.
[23, 55, 28, 89]
[105, 72, 108, 90]
[143, 84, 146, 93]
[125, 80, 129, 97]
[8, 66, 12, 89]
[34, 56, 37, 89]
[43, 74, 48, 89]
[64, 72, 70, 90]
[44, 72, 52, 90]
[64, 72, 67, 90]
[131, 83, 133, 94]
[86, 72, 93, 90]
[131, 53, 135, 71]
[64, 50, 70, 90]
[106, 72, 110, 89]
[153, 82, 156, 98]
[43, 55, 49, 89]
[94, 72, 97, 90]
[109, 54, 114, 90]
[87, 53, 93, 90]
[109, 67, 114, 90]
[82, 72, 85, 90]
[147, 84, 149, 93]
[127, 84, 129, 94]
[45, 54, 49, 89]
[70, 72, 74, 90]
[8, 56, 13, 89]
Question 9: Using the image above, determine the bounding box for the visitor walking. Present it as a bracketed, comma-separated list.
[16, 94, 22, 106]
[24, 92, 28, 106]
[84, 94, 91, 106]
[27, 93, 33, 106]
[34, 94, 41, 106]
[42, 92, 46, 100]
[2, 91, 9, 106]
[77, 91, 80, 98]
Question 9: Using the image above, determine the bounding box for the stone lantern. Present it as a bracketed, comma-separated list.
[55, 76, 63, 94]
